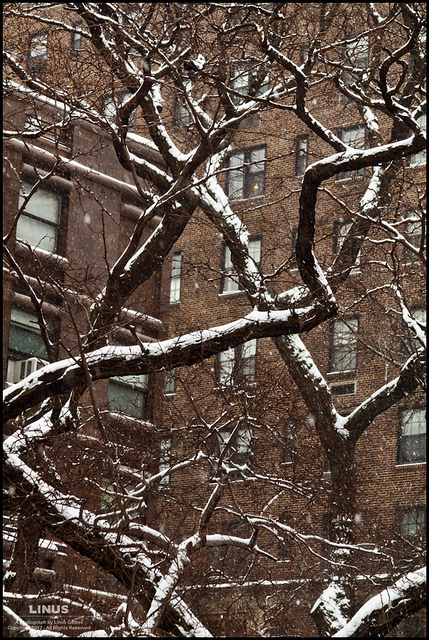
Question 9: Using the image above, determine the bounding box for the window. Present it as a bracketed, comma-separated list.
[71, 22, 83, 57]
[329, 318, 359, 372]
[342, 34, 369, 85]
[17, 179, 62, 253]
[402, 308, 426, 356]
[169, 251, 183, 303]
[290, 227, 299, 271]
[217, 426, 252, 465]
[225, 146, 266, 200]
[230, 65, 269, 104]
[6, 307, 50, 385]
[398, 408, 426, 464]
[221, 237, 261, 294]
[337, 125, 365, 181]
[29, 31, 48, 73]
[403, 218, 424, 264]
[164, 368, 176, 395]
[398, 507, 426, 537]
[295, 136, 309, 176]
[300, 45, 310, 65]
[103, 91, 136, 129]
[108, 374, 148, 419]
[333, 219, 361, 273]
[277, 511, 292, 559]
[283, 423, 295, 464]
[217, 339, 257, 386]
[173, 79, 192, 126]
[408, 114, 426, 166]
[159, 437, 171, 486]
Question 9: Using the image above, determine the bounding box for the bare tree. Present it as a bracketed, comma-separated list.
[3, 3, 426, 637]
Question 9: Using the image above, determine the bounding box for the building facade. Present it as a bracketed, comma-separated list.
[3, 3, 426, 637]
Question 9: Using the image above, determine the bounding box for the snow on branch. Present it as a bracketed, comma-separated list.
[333, 567, 426, 637]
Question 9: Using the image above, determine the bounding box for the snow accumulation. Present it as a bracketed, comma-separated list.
[333, 567, 426, 637]
[311, 581, 349, 630]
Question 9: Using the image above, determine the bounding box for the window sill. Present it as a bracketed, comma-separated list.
[218, 290, 244, 297]
[326, 370, 357, 377]
[15, 240, 69, 270]
[395, 461, 426, 468]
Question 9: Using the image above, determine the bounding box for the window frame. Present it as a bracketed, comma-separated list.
[169, 251, 183, 303]
[225, 145, 266, 201]
[333, 219, 361, 273]
[70, 21, 83, 57]
[328, 317, 359, 373]
[397, 506, 426, 538]
[159, 437, 172, 486]
[217, 339, 257, 386]
[220, 236, 262, 294]
[6, 306, 57, 385]
[173, 78, 192, 127]
[295, 135, 309, 177]
[102, 90, 136, 130]
[17, 178, 64, 254]
[28, 30, 48, 74]
[342, 34, 369, 86]
[397, 407, 426, 465]
[336, 124, 366, 181]
[407, 114, 426, 167]
[107, 374, 149, 419]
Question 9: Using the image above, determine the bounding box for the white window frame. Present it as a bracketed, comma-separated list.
[342, 34, 369, 85]
[108, 374, 149, 419]
[398, 407, 426, 465]
[226, 146, 266, 201]
[329, 318, 359, 373]
[217, 339, 257, 386]
[18, 179, 62, 253]
[159, 438, 171, 486]
[408, 114, 426, 166]
[169, 251, 183, 303]
[221, 237, 261, 294]
[336, 125, 365, 181]
[295, 135, 309, 177]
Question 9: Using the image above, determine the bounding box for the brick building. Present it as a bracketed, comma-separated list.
[3, 3, 426, 637]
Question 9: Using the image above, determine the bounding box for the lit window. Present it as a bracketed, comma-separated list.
[221, 237, 261, 294]
[225, 146, 266, 200]
[29, 31, 48, 73]
[217, 339, 257, 386]
[408, 114, 426, 166]
[169, 251, 183, 303]
[337, 125, 365, 181]
[329, 318, 359, 372]
[295, 136, 309, 177]
[6, 307, 50, 385]
[159, 438, 171, 486]
[108, 374, 148, 419]
[333, 219, 361, 273]
[342, 34, 369, 85]
[18, 179, 62, 253]
[398, 408, 426, 464]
